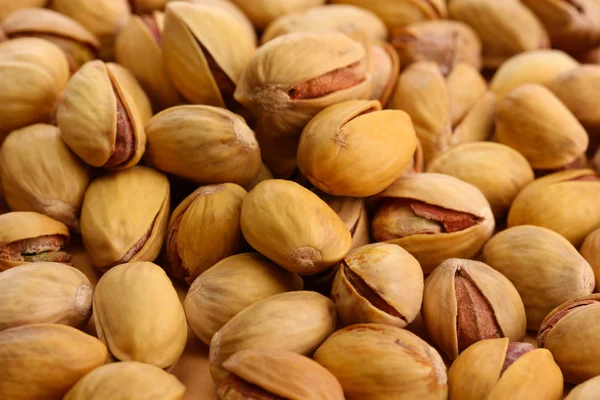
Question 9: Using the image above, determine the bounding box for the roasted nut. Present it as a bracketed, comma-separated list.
[314, 323, 448, 400]
[190, 0, 257, 43]
[581, 228, 600, 291]
[0, 124, 91, 230]
[65, 361, 186, 400]
[482, 225, 595, 330]
[106, 62, 153, 125]
[316, 190, 370, 251]
[452, 91, 496, 144]
[0, 323, 107, 400]
[0, 0, 48, 20]
[93, 261, 187, 369]
[422, 258, 526, 361]
[448, 338, 563, 400]
[447, 63, 487, 127]
[80, 166, 170, 272]
[0, 212, 70, 271]
[565, 376, 600, 400]
[229, 0, 325, 30]
[370, 173, 495, 273]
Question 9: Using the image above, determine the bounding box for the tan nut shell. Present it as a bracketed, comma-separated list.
[189, 0, 257, 44]
[64, 361, 185, 400]
[319, 192, 370, 251]
[448, 338, 563, 400]
[581, 228, 600, 291]
[482, 225, 595, 330]
[447, 63, 487, 127]
[566, 376, 600, 400]
[230, 0, 325, 30]
[106, 63, 153, 125]
[80, 166, 170, 271]
[184, 252, 303, 345]
[0, 323, 108, 400]
[0, 0, 48, 20]
[369, 41, 400, 105]
[146, 105, 261, 186]
[240, 179, 352, 275]
[508, 169, 600, 247]
[93, 262, 187, 369]
[452, 91, 496, 144]
[314, 323, 448, 400]
[298, 100, 417, 197]
[0, 124, 91, 231]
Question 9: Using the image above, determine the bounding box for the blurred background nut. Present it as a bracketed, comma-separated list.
[452, 91, 496, 145]
[242, 163, 274, 192]
[129, 0, 171, 14]
[106, 62, 153, 125]
[482, 225, 595, 330]
[565, 376, 600, 400]
[229, 0, 324, 30]
[368, 41, 399, 105]
[446, 63, 487, 128]
[0, 124, 91, 231]
[422, 259, 526, 361]
[448, 338, 563, 400]
[0, 0, 48, 21]
[581, 228, 600, 290]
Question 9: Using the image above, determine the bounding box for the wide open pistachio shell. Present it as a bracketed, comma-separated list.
[314, 323, 448, 400]
[230, 0, 324, 30]
[423, 259, 526, 361]
[298, 100, 417, 197]
[496, 84, 588, 170]
[0, 211, 70, 271]
[566, 376, 600, 400]
[65, 361, 185, 400]
[508, 169, 600, 247]
[449, 0, 549, 69]
[369, 41, 400, 105]
[482, 225, 595, 330]
[185, 253, 303, 345]
[427, 142, 535, 219]
[0, 262, 92, 331]
[0, 0, 48, 20]
[106, 63, 153, 125]
[93, 261, 187, 369]
[0, 124, 91, 230]
[448, 338, 563, 400]
[165, 183, 247, 284]
[452, 91, 496, 144]
[80, 166, 170, 271]
[57, 60, 146, 170]
[0, 323, 107, 400]
[0, 38, 69, 135]
[446, 63, 487, 127]
[317, 191, 370, 252]
[241, 179, 351, 275]
[371, 173, 495, 273]
[581, 228, 600, 290]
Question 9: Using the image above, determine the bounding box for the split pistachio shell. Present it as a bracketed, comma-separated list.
[0, 0, 48, 20]
[423, 259, 526, 361]
[314, 323, 448, 400]
[581, 228, 600, 291]
[496, 84, 588, 170]
[80, 166, 170, 272]
[298, 100, 417, 197]
[64, 361, 186, 400]
[230, 0, 325, 30]
[240, 179, 352, 275]
[452, 91, 495, 144]
[106, 63, 153, 125]
[369, 41, 400, 105]
[566, 376, 600, 400]
[447, 63, 487, 127]
[482, 225, 595, 330]
[190, 0, 256, 44]
[0, 323, 107, 400]
[318, 192, 370, 251]
[0, 38, 69, 135]
[427, 142, 535, 219]
[93, 261, 187, 369]
[145, 105, 261, 186]
[184, 252, 303, 345]
[371, 173, 495, 273]
[0, 124, 91, 230]
[448, 338, 563, 400]
[57, 60, 147, 170]
[508, 169, 600, 247]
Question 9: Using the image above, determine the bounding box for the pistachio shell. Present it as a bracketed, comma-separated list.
[129, 0, 170, 14]
[0, 124, 91, 230]
[106, 63, 153, 125]
[452, 91, 495, 144]
[230, 0, 325, 29]
[80, 166, 170, 271]
[566, 376, 600, 400]
[0, 0, 48, 20]
[447, 63, 487, 126]
[190, 0, 256, 43]
[482, 225, 595, 329]
[369, 41, 400, 105]
[93, 261, 187, 369]
[0, 323, 108, 400]
[581, 228, 600, 290]
[317, 192, 370, 251]
[65, 361, 186, 400]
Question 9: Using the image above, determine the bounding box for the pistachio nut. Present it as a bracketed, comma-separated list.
[581, 228, 600, 291]
[490, 50, 578, 100]
[165, 183, 247, 284]
[145, 105, 261, 185]
[129, 0, 171, 14]
[448, 338, 563, 400]
[184, 252, 303, 345]
[94, 261, 187, 369]
[447, 63, 487, 127]
[0, 0, 48, 20]
[452, 91, 496, 144]
[243, 163, 274, 192]
[240, 179, 352, 275]
[508, 169, 600, 247]
[427, 142, 535, 218]
[423, 258, 526, 361]
[448, 0, 549, 69]
[316, 190, 370, 251]
[0, 38, 69, 135]
[0, 211, 70, 271]
[57, 60, 147, 170]
[80, 166, 170, 272]
[369, 41, 400, 105]
[189, 0, 257, 44]
[496, 84, 588, 171]
[0, 124, 91, 230]
[0, 323, 107, 400]
[565, 376, 600, 400]
[482, 225, 595, 329]
[370, 173, 495, 273]
[298, 100, 417, 197]
[217, 349, 344, 400]
[106, 62, 153, 125]
[230, 0, 325, 30]
[65, 361, 186, 400]
[314, 323, 448, 400]
[538, 294, 600, 384]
